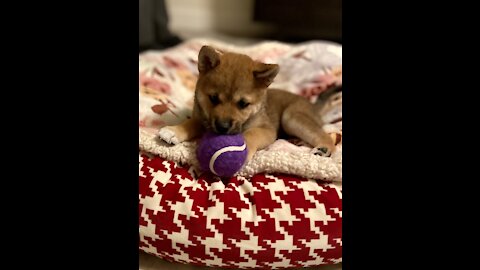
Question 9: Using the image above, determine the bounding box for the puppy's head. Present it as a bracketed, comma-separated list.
[195, 45, 279, 134]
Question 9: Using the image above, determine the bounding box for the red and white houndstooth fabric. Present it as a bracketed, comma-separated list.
[139, 153, 342, 268]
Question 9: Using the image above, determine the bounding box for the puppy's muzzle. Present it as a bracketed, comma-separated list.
[214, 119, 232, 134]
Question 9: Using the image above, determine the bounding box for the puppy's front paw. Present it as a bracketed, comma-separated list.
[313, 145, 334, 157]
[158, 126, 180, 145]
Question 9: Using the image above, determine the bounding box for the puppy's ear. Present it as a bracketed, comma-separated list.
[253, 63, 279, 87]
[198, 46, 221, 74]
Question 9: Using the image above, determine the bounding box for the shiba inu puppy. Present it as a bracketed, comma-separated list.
[158, 45, 335, 161]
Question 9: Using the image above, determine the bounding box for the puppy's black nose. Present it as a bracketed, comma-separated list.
[215, 119, 232, 134]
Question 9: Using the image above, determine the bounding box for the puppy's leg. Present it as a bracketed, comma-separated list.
[282, 105, 335, 157]
[158, 118, 204, 145]
[243, 127, 277, 162]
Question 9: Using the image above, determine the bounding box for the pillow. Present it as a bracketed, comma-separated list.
[139, 153, 342, 268]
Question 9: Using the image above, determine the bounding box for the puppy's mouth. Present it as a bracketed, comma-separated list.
[209, 120, 242, 135]
[216, 128, 242, 135]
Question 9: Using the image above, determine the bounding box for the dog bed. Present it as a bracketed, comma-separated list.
[139, 38, 342, 268]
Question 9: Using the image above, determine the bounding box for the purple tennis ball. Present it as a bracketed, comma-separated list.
[196, 132, 248, 178]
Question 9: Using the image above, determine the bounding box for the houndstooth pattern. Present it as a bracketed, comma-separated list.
[139, 152, 342, 269]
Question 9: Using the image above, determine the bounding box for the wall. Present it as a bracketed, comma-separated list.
[165, 0, 274, 38]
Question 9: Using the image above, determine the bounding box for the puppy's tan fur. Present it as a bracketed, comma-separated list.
[158, 46, 334, 161]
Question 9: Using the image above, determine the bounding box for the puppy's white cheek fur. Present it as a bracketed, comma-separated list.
[235, 104, 261, 131]
[247, 103, 262, 119]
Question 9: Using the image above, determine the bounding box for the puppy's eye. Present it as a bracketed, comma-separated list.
[237, 99, 250, 109]
[209, 94, 220, 105]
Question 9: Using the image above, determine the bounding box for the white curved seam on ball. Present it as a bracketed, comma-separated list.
[209, 143, 247, 176]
